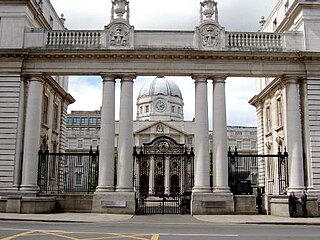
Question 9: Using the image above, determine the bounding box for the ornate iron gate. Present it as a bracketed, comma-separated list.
[133, 137, 194, 214]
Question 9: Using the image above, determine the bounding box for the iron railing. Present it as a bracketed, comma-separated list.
[228, 147, 288, 195]
[38, 147, 99, 194]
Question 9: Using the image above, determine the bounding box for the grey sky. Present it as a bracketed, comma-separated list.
[50, 0, 278, 127]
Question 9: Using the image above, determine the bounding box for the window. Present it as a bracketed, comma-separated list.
[273, 18, 277, 31]
[251, 141, 257, 150]
[89, 117, 96, 124]
[178, 106, 181, 114]
[67, 117, 73, 124]
[235, 131, 242, 136]
[285, 0, 289, 13]
[73, 117, 81, 124]
[49, 16, 54, 28]
[42, 95, 49, 125]
[76, 156, 83, 166]
[171, 106, 175, 113]
[97, 117, 101, 124]
[276, 98, 283, 127]
[145, 105, 149, 113]
[53, 103, 59, 130]
[140, 106, 143, 113]
[77, 139, 83, 148]
[92, 139, 98, 148]
[266, 106, 271, 133]
[81, 117, 88, 124]
[75, 173, 82, 185]
[236, 141, 242, 150]
[187, 137, 193, 145]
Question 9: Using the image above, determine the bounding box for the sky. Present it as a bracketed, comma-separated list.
[50, 0, 277, 127]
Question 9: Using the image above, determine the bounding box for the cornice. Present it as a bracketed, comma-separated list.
[8, 49, 318, 63]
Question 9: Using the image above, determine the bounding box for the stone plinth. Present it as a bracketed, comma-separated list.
[270, 196, 319, 217]
[55, 194, 93, 212]
[191, 192, 234, 215]
[92, 192, 135, 214]
[234, 195, 256, 214]
[0, 196, 56, 213]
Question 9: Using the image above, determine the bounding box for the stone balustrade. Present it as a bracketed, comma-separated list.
[226, 32, 283, 50]
[35, 29, 290, 51]
[46, 30, 102, 48]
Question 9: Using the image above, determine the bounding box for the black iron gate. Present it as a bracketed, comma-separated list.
[133, 137, 194, 214]
[38, 147, 99, 194]
[228, 147, 288, 195]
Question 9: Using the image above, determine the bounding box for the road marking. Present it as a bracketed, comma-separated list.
[159, 233, 239, 237]
[150, 234, 160, 240]
[1, 230, 35, 240]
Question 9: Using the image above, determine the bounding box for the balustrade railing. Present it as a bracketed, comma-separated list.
[226, 32, 283, 50]
[46, 30, 102, 48]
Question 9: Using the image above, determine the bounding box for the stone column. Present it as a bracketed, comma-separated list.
[284, 76, 305, 192]
[164, 156, 170, 195]
[20, 76, 43, 193]
[96, 75, 116, 192]
[212, 76, 230, 192]
[193, 76, 211, 193]
[117, 75, 135, 192]
[148, 156, 155, 195]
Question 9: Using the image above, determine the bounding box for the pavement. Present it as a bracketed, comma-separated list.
[0, 213, 320, 225]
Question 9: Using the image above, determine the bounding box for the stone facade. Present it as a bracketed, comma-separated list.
[0, 0, 319, 215]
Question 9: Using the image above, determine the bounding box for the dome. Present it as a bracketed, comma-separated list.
[138, 77, 182, 99]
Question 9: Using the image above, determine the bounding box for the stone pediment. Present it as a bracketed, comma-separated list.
[134, 121, 187, 135]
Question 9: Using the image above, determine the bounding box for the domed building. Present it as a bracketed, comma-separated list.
[65, 77, 258, 213]
[136, 76, 184, 121]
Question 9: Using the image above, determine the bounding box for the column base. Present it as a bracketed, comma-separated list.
[19, 185, 39, 196]
[92, 192, 135, 214]
[212, 186, 231, 193]
[116, 187, 134, 192]
[191, 192, 234, 215]
[192, 186, 212, 193]
[95, 186, 115, 192]
[287, 186, 306, 193]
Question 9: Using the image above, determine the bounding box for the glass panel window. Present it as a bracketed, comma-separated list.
[236, 141, 242, 150]
[73, 117, 81, 124]
[251, 141, 257, 150]
[92, 139, 98, 148]
[97, 117, 101, 124]
[266, 106, 271, 133]
[88, 117, 96, 124]
[67, 117, 73, 124]
[81, 117, 88, 124]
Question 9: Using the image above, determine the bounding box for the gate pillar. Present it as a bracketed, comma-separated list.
[20, 76, 44, 194]
[284, 76, 305, 192]
[96, 74, 116, 192]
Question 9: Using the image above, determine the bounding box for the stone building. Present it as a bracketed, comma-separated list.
[0, 0, 319, 215]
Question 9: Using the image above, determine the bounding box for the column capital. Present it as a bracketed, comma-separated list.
[211, 75, 227, 83]
[192, 74, 208, 81]
[121, 73, 136, 82]
[24, 74, 45, 82]
[100, 73, 116, 82]
[281, 75, 303, 85]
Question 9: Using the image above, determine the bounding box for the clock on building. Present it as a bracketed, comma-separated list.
[155, 99, 166, 112]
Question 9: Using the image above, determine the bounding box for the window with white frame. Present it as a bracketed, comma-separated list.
[75, 173, 82, 185]
[42, 95, 49, 125]
[236, 141, 242, 150]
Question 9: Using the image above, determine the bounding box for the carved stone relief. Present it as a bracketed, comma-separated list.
[200, 24, 220, 47]
[109, 24, 130, 47]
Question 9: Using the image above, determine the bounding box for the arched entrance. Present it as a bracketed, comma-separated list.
[133, 136, 194, 214]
